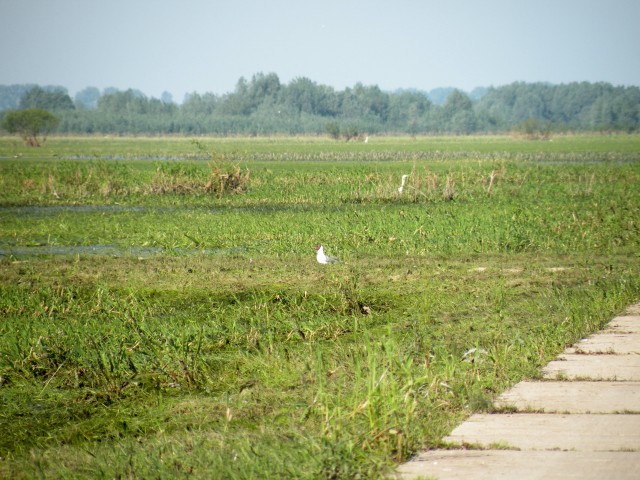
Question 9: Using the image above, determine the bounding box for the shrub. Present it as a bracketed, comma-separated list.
[1, 108, 60, 146]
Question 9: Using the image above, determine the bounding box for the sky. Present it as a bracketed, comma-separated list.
[1, 0, 639, 103]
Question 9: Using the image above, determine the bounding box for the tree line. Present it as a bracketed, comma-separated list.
[1, 74, 639, 137]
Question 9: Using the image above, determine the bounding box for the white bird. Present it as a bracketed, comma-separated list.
[315, 245, 338, 264]
[398, 174, 409, 194]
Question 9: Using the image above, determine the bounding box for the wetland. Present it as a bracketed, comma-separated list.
[1, 134, 639, 479]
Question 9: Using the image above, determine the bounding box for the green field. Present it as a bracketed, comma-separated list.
[1, 134, 640, 478]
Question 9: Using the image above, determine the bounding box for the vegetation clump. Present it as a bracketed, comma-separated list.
[149, 161, 250, 196]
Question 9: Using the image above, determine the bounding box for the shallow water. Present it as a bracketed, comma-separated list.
[1, 204, 146, 218]
[0, 202, 327, 219]
[0, 243, 260, 259]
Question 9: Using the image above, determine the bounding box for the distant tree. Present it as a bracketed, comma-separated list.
[20, 86, 75, 111]
[443, 89, 473, 116]
[1, 108, 60, 146]
[475, 81, 640, 132]
[427, 87, 456, 105]
[325, 121, 340, 139]
[387, 90, 431, 132]
[26, 74, 640, 136]
[513, 117, 551, 139]
[147, 97, 178, 115]
[284, 77, 321, 114]
[469, 87, 487, 101]
[340, 83, 389, 121]
[217, 77, 254, 115]
[442, 90, 476, 132]
[342, 124, 360, 141]
[74, 87, 101, 109]
[610, 88, 640, 131]
[585, 93, 615, 129]
[512, 90, 549, 122]
[181, 92, 219, 116]
[549, 82, 594, 125]
[449, 110, 477, 134]
[97, 89, 147, 114]
[248, 72, 281, 105]
[161, 91, 174, 104]
[0, 84, 37, 111]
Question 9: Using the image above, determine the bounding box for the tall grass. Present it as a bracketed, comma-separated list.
[2, 160, 637, 257]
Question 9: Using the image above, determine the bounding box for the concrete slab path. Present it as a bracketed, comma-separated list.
[493, 381, 640, 413]
[397, 451, 640, 480]
[543, 353, 640, 380]
[395, 302, 640, 479]
[444, 413, 640, 451]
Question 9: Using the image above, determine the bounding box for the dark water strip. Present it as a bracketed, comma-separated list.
[0, 202, 327, 218]
[0, 243, 260, 258]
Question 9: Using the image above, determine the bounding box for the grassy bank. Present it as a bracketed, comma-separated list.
[1, 134, 639, 478]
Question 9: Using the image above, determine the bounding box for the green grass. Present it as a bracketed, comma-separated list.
[1, 134, 640, 478]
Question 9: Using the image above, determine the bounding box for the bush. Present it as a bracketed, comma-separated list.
[1, 108, 60, 146]
[325, 121, 340, 140]
[512, 117, 552, 140]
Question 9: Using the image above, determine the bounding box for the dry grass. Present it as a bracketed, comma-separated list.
[148, 162, 250, 196]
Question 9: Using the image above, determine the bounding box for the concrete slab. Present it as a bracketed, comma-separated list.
[624, 303, 640, 315]
[606, 315, 640, 333]
[493, 381, 640, 413]
[396, 450, 640, 480]
[543, 353, 640, 380]
[567, 333, 640, 354]
[443, 413, 640, 451]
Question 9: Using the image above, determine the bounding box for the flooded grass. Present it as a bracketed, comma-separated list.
[1, 134, 640, 478]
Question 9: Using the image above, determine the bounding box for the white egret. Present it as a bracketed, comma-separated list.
[398, 174, 409, 194]
[315, 245, 338, 264]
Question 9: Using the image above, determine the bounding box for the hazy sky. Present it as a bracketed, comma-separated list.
[1, 0, 639, 102]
